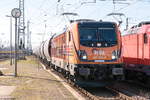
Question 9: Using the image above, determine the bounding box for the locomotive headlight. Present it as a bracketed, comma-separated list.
[112, 50, 119, 60]
[82, 55, 87, 59]
[78, 50, 87, 60]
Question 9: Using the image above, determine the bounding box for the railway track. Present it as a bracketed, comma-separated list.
[106, 82, 149, 100]
[125, 80, 150, 90]
[124, 81, 150, 99]
[40, 59, 144, 100]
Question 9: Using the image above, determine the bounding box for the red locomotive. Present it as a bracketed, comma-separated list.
[122, 21, 150, 83]
[35, 19, 124, 86]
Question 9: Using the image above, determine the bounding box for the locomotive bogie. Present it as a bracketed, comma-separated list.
[75, 64, 123, 80]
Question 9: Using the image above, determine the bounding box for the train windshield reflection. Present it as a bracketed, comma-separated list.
[79, 27, 117, 47]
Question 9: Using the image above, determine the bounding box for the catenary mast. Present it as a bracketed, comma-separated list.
[18, 0, 25, 59]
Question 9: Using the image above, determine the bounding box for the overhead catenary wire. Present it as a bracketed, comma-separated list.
[26, 0, 57, 23]
[25, 0, 150, 45]
[101, 0, 140, 20]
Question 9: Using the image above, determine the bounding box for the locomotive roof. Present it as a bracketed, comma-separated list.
[70, 19, 96, 23]
[70, 19, 116, 25]
[73, 20, 116, 24]
[122, 21, 150, 36]
[77, 21, 116, 28]
[138, 21, 150, 27]
[129, 21, 150, 29]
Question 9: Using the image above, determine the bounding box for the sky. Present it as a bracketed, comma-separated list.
[0, 0, 150, 48]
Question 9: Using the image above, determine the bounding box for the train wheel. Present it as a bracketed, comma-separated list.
[61, 69, 65, 77]
[0, 71, 3, 76]
[124, 70, 130, 80]
[145, 76, 150, 86]
[136, 72, 145, 82]
[63, 69, 67, 78]
[66, 71, 70, 79]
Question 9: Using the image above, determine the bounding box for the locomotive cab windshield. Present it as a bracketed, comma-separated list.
[79, 22, 118, 47]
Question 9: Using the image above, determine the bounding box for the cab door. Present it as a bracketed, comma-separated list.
[66, 30, 71, 64]
[143, 33, 149, 65]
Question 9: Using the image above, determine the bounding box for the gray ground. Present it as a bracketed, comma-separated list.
[0, 56, 77, 100]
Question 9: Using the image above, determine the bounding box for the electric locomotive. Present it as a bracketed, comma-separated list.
[50, 20, 123, 84]
[38, 20, 124, 86]
[122, 21, 150, 84]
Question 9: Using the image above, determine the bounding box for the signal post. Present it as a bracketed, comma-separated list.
[11, 8, 21, 77]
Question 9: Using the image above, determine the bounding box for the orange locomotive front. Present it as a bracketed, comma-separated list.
[51, 20, 123, 85]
